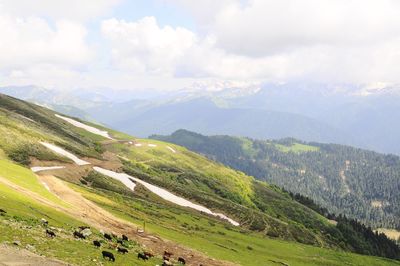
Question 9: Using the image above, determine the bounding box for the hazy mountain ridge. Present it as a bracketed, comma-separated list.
[2, 83, 400, 154]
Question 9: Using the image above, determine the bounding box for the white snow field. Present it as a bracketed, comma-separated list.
[93, 166, 239, 226]
[39, 142, 90, 166]
[55, 114, 113, 140]
[31, 166, 65, 172]
[93, 167, 136, 191]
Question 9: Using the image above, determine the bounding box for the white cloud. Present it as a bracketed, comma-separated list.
[0, 16, 91, 69]
[0, 2, 95, 89]
[166, 0, 400, 84]
[0, 0, 120, 21]
[3, 0, 400, 90]
[212, 0, 400, 56]
[101, 17, 196, 76]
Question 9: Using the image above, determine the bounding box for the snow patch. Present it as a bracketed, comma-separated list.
[166, 146, 176, 153]
[55, 114, 113, 140]
[31, 166, 65, 172]
[93, 167, 136, 191]
[93, 166, 239, 226]
[40, 142, 90, 166]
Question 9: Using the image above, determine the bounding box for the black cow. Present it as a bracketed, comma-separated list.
[137, 253, 149, 261]
[102, 251, 115, 262]
[46, 229, 56, 238]
[104, 233, 112, 241]
[93, 240, 101, 248]
[73, 231, 85, 239]
[0, 209, 6, 216]
[117, 239, 123, 245]
[178, 257, 186, 264]
[144, 251, 154, 258]
[117, 247, 128, 254]
[122, 234, 129, 241]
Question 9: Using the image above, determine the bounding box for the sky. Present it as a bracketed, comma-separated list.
[1, 0, 400, 91]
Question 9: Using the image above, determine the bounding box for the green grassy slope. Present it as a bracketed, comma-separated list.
[0, 160, 66, 206]
[0, 160, 156, 266]
[0, 93, 399, 265]
[0, 94, 103, 166]
[70, 182, 399, 266]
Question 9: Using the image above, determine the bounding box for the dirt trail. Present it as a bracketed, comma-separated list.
[1, 174, 236, 266]
[0, 244, 67, 266]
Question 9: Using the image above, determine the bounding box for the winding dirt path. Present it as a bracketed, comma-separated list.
[0, 244, 67, 266]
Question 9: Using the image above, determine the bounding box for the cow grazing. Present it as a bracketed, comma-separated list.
[117, 247, 128, 254]
[137, 253, 149, 261]
[73, 231, 85, 239]
[0, 209, 6, 214]
[102, 251, 115, 262]
[104, 233, 112, 241]
[143, 251, 154, 258]
[46, 229, 56, 238]
[93, 240, 101, 248]
[178, 257, 186, 264]
[108, 243, 118, 250]
[117, 239, 123, 245]
[164, 251, 173, 257]
[122, 234, 129, 241]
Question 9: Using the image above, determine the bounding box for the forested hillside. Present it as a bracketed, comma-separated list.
[152, 130, 400, 230]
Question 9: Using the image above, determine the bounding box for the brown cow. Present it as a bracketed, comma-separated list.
[144, 251, 154, 258]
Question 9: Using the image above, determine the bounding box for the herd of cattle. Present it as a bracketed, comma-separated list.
[1, 208, 193, 265]
[43, 221, 188, 265]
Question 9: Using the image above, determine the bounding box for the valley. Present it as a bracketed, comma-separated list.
[152, 130, 400, 232]
[0, 93, 399, 265]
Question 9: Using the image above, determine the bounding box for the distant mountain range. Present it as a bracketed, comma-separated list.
[2, 83, 400, 154]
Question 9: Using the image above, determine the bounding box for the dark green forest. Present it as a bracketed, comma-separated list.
[152, 129, 400, 230]
[289, 191, 400, 259]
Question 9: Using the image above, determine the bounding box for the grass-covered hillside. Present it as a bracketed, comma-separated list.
[152, 129, 400, 231]
[0, 93, 399, 265]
